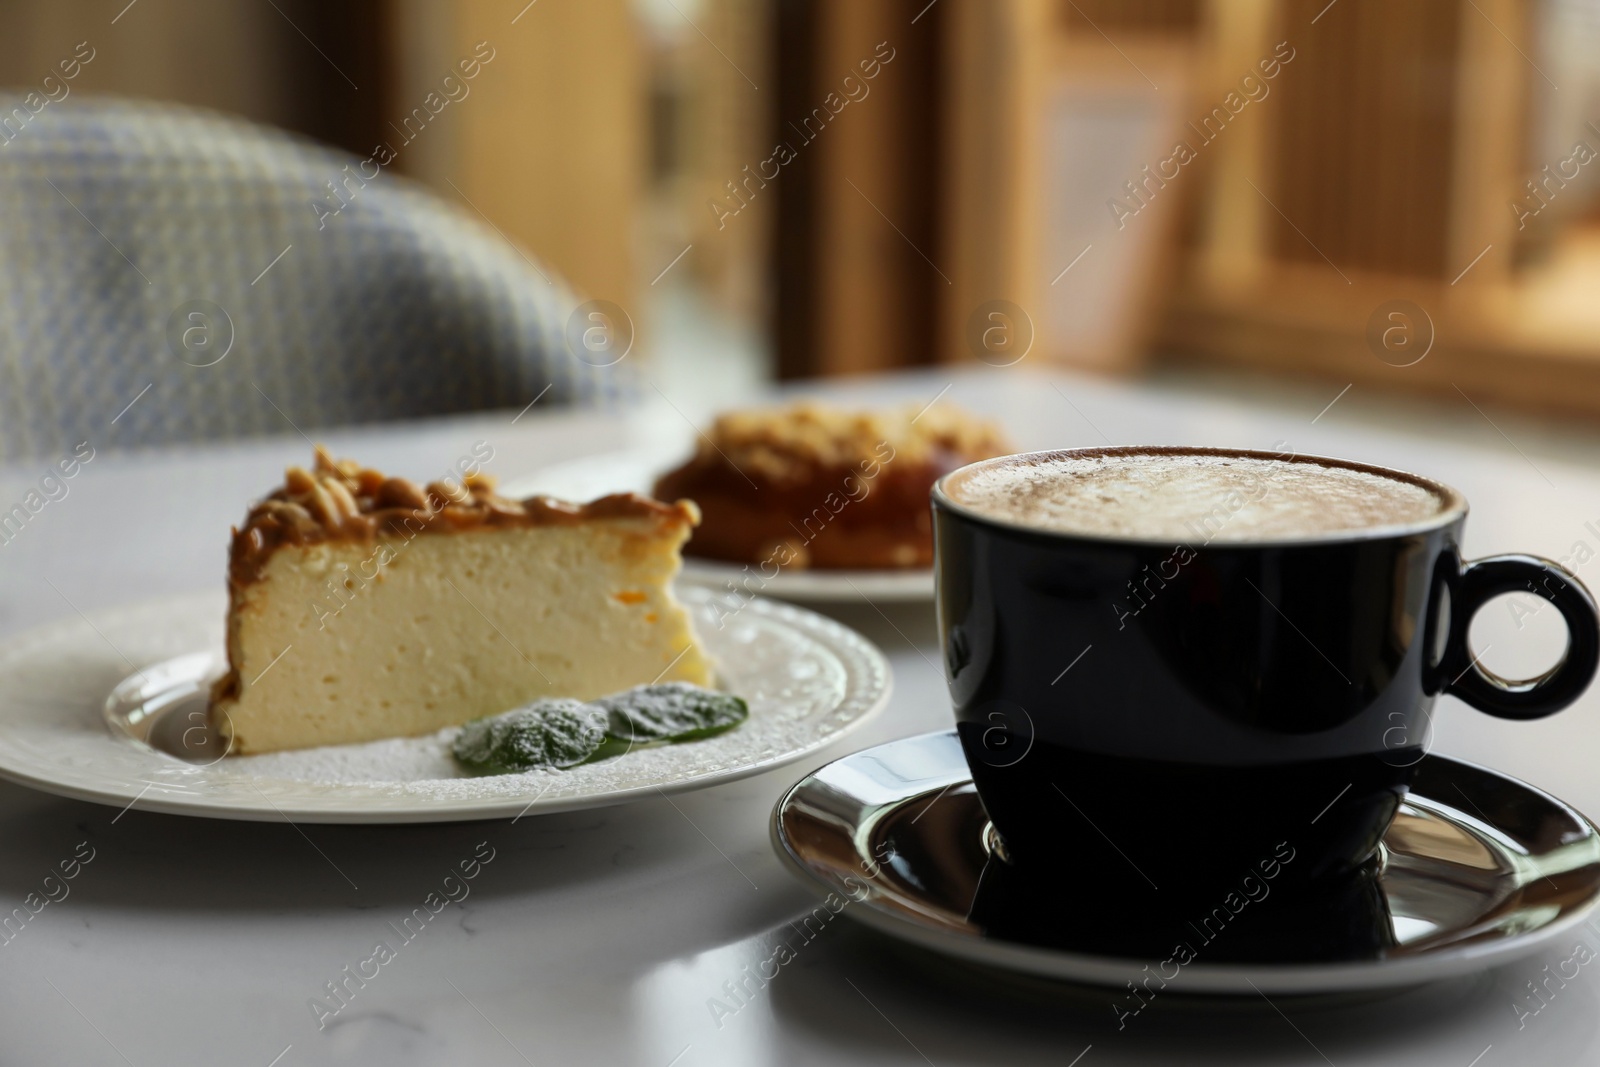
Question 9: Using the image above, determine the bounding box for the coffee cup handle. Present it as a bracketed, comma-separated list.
[1441, 554, 1600, 720]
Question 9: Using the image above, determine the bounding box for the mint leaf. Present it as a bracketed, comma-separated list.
[596, 683, 749, 744]
[452, 685, 749, 774]
[452, 699, 606, 774]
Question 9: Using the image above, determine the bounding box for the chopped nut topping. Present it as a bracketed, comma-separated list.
[376, 477, 429, 511]
[691, 402, 1011, 485]
[227, 447, 698, 586]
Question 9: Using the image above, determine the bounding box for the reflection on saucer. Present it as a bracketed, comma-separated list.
[968, 848, 1396, 964]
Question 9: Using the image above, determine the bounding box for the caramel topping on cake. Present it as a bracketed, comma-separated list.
[229, 447, 697, 585]
[695, 402, 1009, 486]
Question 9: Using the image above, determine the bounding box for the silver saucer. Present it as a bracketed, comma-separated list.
[771, 731, 1600, 996]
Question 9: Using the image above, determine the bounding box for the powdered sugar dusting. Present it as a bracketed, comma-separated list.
[224, 728, 464, 783]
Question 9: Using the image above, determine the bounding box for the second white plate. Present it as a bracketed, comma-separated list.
[500, 451, 935, 603]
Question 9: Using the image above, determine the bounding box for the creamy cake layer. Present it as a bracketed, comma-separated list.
[212, 518, 711, 754]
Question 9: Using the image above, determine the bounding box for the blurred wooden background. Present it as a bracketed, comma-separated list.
[4, 0, 1600, 415]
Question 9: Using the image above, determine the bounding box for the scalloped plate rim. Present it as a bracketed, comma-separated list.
[0, 589, 892, 823]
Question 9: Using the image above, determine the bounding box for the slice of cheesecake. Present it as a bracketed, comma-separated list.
[210, 448, 712, 754]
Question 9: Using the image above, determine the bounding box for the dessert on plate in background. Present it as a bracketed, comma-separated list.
[653, 401, 1011, 572]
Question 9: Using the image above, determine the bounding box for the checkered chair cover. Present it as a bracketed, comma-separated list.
[0, 97, 633, 461]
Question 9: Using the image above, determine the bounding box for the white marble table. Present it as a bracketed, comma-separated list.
[2, 366, 1597, 1066]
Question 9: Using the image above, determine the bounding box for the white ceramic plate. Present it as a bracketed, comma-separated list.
[0, 588, 890, 823]
[500, 451, 935, 603]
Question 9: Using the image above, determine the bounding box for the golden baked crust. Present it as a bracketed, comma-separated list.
[654, 402, 1011, 570]
[229, 446, 696, 585]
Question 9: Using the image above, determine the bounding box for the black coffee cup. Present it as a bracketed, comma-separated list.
[932, 447, 1600, 895]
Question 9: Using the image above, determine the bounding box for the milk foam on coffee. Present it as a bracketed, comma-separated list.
[945, 450, 1450, 541]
